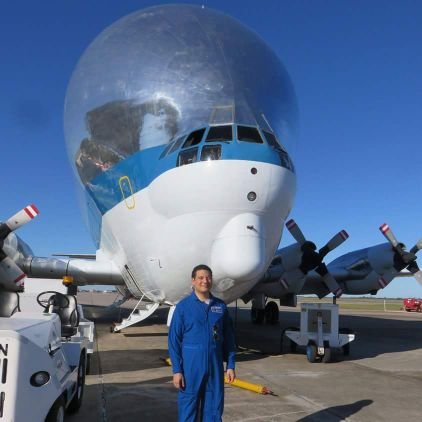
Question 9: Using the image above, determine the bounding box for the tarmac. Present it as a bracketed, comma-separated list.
[67, 292, 422, 422]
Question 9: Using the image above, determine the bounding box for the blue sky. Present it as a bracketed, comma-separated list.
[1, 0, 421, 298]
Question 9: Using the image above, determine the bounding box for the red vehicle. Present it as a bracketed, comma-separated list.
[403, 298, 422, 312]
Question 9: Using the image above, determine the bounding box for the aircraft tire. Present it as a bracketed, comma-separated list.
[264, 301, 279, 325]
[67, 352, 86, 414]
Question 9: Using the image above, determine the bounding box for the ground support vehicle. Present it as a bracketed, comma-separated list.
[0, 290, 94, 421]
[403, 298, 421, 312]
[280, 302, 355, 363]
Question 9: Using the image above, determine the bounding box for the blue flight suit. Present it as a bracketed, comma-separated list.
[168, 292, 236, 422]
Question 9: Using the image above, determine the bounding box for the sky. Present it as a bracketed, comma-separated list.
[1, 0, 421, 298]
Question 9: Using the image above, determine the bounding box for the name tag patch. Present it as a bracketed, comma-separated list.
[211, 306, 223, 314]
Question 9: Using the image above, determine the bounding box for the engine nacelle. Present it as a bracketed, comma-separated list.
[367, 243, 395, 274]
[277, 243, 302, 272]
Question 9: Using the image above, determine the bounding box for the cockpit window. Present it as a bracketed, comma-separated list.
[263, 130, 283, 150]
[182, 128, 206, 149]
[206, 125, 233, 142]
[200, 145, 221, 161]
[237, 126, 264, 144]
[159, 139, 176, 159]
[177, 148, 198, 167]
[261, 129, 295, 172]
[279, 150, 292, 169]
[168, 135, 186, 155]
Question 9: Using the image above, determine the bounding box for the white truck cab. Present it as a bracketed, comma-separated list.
[0, 287, 94, 422]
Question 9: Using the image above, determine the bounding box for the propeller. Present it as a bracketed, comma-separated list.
[378, 223, 422, 288]
[286, 219, 349, 298]
[0, 204, 39, 291]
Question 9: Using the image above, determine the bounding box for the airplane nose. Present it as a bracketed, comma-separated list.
[211, 213, 266, 281]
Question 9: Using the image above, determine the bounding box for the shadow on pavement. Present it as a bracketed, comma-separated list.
[297, 399, 373, 421]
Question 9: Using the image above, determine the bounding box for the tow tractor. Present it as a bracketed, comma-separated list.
[0, 287, 94, 421]
[280, 302, 355, 363]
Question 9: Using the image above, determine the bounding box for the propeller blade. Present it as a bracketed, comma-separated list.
[415, 271, 422, 287]
[319, 230, 349, 258]
[0, 256, 26, 291]
[315, 263, 343, 297]
[410, 240, 422, 255]
[377, 269, 396, 289]
[379, 224, 400, 249]
[286, 219, 306, 245]
[5, 204, 40, 233]
[322, 272, 343, 298]
[406, 261, 420, 274]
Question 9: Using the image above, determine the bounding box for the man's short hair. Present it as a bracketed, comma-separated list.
[191, 264, 213, 279]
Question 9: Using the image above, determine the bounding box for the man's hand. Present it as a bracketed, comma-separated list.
[226, 368, 236, 384]
[173, 372, 185, 389]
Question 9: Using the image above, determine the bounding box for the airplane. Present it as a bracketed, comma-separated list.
[0, 4, 421, 330]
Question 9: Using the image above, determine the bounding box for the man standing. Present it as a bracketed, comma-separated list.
[168, 264, 236, 422]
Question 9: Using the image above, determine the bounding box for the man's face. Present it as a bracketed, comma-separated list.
[192, 269, 212, 294]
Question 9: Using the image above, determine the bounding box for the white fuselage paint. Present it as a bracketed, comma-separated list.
[98, 160, 296, 304]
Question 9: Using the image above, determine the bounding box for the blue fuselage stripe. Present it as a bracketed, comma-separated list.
[83, 142, 292, 246]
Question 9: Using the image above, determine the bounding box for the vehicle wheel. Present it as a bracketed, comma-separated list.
[251, 307, 265, 324]
[86, 353, 92, 375]
[417, 307, 421, 313]
[46, 396, 65, 422]
[405, 308, 411, 312]
[67, 352, 86, 413]
[264, 301, 279, 325]
[306, 344, 317, 363]
[322, 346, 331, 363]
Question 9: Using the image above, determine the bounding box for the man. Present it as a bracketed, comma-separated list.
[168, 264, 236, 422]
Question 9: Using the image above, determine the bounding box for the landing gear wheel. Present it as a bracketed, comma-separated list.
[67, 353, 86, 413]
[264, 301, 279, 325]
[306, 344, 317, 363]
[322, 346, 331, 363]
[46, 396, 65, 422]
[251, 307, 265, 324]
